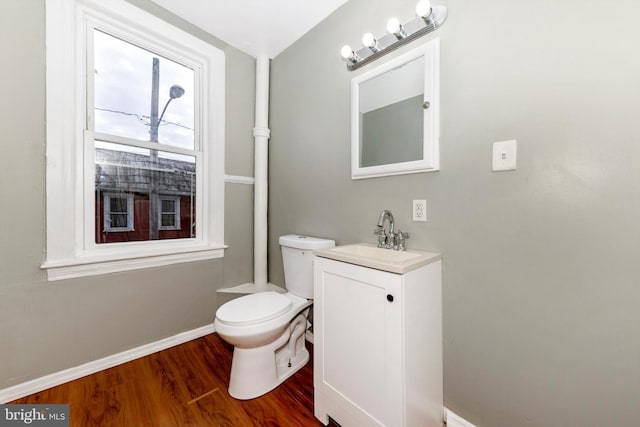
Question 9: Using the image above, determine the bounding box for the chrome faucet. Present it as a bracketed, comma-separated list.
[374, 210, 409, 250]
[377, 210, 395, 243]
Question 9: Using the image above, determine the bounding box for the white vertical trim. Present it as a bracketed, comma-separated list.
[45, 0, 81, 264]
[0, 324, 216, 404]
[445, 408, 477, 427]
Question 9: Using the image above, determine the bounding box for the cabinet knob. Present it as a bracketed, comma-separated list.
[386, 294, 394, 302]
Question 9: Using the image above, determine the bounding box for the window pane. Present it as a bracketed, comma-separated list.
[161, 213, 176, 227]
[110, 213, 129, 228]
[161, 199, 175, 213]
[110, 197, 128, 213]
[95, 141, 196, 243]
[93, 30, 195, 150]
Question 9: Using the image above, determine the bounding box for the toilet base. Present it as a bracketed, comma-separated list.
[228, 313, 309, 400]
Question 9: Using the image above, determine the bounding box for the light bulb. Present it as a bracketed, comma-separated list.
[362, 33, 376, 48]
[340, 45, 354, 60]
[386, 17, 401, 35]
[386, 17, 407, 39]
[340, 45, 360, 63]
[361, 32, 381, 52]
[415, 0, 432, 18]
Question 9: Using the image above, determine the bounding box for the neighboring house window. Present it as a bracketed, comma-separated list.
[43, 0, 225, 280]
[159, 196, 181, 231]
[104, 193, 134, 232]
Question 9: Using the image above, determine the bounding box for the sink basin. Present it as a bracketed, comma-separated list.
[313, 243, 440, 274]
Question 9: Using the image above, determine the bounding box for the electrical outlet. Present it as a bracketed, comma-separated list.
[413, 200, 427, 222]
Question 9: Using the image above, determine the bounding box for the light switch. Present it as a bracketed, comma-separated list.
[492, 140, 517, 171]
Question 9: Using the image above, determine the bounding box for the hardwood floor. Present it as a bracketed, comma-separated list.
[11, 333, 339, 426]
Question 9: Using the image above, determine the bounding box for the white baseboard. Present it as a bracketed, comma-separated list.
[0, 323, 216, 403]
[445, 408, 477, 427]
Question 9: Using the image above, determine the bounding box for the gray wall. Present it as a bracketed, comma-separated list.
[269, 0, 640, 426]
[0, 0, 254, 389]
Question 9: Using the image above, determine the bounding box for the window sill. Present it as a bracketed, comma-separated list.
[41, 245, 227, 281]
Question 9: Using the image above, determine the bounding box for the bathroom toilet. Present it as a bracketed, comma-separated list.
[214, 234, 335, 399]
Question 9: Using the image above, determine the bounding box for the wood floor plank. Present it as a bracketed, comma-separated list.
[10, 333, 338, 426]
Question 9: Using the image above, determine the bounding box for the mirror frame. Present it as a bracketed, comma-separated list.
[351, 39, 440, 180]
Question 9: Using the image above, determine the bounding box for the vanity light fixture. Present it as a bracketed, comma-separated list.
[340, 0, 447, 71]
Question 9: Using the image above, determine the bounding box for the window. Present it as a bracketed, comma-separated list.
[103, 193, 134, 232]
[159, 196, 182, 231]
[43, 0, 225, 280]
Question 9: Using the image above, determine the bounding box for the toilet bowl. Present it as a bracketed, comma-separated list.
[213, 234, 335, 400]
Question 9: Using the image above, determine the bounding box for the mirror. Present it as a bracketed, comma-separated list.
[351, 39, 439, 179]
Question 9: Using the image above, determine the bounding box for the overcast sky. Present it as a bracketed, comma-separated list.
[93, 29, 195, 154]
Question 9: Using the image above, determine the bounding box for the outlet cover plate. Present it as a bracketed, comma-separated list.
[413, 199, 427, 222]
[492, 140, 517, 171]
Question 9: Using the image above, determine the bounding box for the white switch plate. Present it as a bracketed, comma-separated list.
[492, 140, 517, 171]
[413, 200, 427, 222]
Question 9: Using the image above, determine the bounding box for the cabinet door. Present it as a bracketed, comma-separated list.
[314, 258, 403, 426]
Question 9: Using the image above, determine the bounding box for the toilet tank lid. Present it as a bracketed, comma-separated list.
[279, 234, 335, 250]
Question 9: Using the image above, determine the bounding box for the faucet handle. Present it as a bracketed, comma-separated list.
[373, 226, 386, 248]
[395, 230, 410, 251]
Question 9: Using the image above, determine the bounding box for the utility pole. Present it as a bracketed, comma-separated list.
[148, 58, 185, 241]
[149, 57, 160, 240]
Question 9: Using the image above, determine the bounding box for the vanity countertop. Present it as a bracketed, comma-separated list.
[314, 243, 440, 274]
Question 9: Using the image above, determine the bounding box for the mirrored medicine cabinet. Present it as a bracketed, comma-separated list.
[351, 38, 440, 179]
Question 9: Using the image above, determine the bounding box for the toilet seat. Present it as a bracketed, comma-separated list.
[216, 292, 293, 326]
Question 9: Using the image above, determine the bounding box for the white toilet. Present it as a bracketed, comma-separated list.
[214, 234, 335, 399]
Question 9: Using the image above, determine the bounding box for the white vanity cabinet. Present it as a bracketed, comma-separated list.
[313, 253, 443, 427]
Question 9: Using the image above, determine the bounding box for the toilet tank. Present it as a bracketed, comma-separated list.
[279, 235, 335, 299]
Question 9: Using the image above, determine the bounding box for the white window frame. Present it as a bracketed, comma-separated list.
[43, 0, 226, 281]
[158, 195, 181, 231]
[103, 192, 134, 232]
